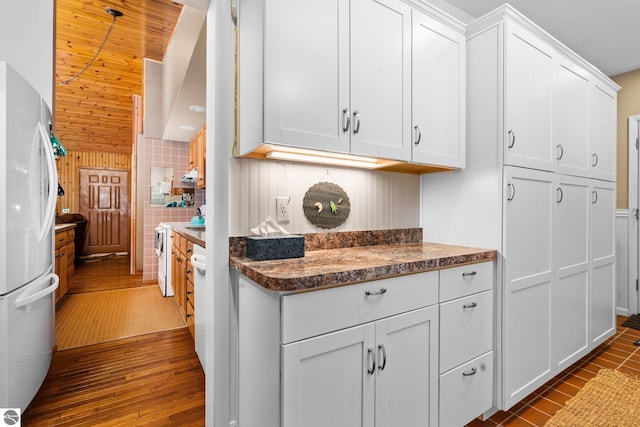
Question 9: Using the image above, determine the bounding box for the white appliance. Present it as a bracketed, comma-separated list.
[0, 61, 59, 411]
[155, 223, 174, 296]
[190, 244, 206, 371]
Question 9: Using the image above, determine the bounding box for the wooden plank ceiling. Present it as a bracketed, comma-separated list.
[55, 0, 183, 154]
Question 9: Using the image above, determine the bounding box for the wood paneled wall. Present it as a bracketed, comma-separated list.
[56, 150, 131, 215]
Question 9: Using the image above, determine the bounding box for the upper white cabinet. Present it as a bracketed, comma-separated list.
[589, 85, 617, 181]
[263, 0, 350, 154]
[239, 0, 465, 170]
[412, 9, 465, 168]
[504, 24, 554, 171]
[349, 0, 412, 161]
[553, 59, 591, 177]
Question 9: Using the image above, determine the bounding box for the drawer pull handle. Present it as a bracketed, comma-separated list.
[367, 348, 376, 375]
[378, 344, 387, 371]
[463, 367, 477, 377]
[463, 302, 477, 309]
[462, 271, 477, 277]
[365, 288, 387, 296]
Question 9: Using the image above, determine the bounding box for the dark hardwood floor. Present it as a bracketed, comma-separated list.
[23, 256, 205, 426]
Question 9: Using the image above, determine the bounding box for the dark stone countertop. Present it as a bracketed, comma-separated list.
[230, 229, 496, 292]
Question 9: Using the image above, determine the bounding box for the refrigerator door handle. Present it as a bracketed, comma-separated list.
[14, 273, 59, 309]
[36, 121, 58, 243]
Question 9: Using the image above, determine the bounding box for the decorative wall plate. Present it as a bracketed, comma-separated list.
[303, 182, 351, 229]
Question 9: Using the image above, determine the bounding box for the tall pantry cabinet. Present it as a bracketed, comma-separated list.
[422, 5, 619, 411]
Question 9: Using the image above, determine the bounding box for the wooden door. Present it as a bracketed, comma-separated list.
[80, 168, 129, 255]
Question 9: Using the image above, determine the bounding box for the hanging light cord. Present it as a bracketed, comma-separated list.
[58, 10, 121, 86]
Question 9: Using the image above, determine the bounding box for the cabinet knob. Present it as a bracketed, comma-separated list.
[342, 108, 351, 132]
[367, 348, 376, 375]
[365, 288, 387, 296]
[507, 130, 516, 149]
[462, 367, 477, 377]
[353, 111, 361, 134]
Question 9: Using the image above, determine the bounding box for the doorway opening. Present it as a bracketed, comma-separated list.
[627, 115, 640, 315]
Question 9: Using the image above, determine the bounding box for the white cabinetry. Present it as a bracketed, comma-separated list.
[411, 8, 465, 168]
[283, 307, 438, 427]
[590, 181, 616, 346]
[239, 0, 465, 169]
[555, 175, 590, 372]
[439, 262, 494, 427]
[503, 167, 554, 406]
[504, 23, 554, 171]
[422, 4, 619, 412]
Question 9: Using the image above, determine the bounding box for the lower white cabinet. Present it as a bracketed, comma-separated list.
[283, 307, 438, 427]
[235, 261, 495, 427]
[439, 351, 494, 427]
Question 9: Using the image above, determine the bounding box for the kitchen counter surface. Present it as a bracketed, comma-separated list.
[171, 223, 205, 248]
[230, 241, 497, 292]
[54, 223, 76, 232]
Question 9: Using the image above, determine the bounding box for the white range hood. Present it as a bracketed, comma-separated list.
[179, 168, 197, 183]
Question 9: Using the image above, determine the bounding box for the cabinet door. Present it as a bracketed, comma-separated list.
[504, 22, 554, 171]
[196, 126, 206, 189]
[554, 59, 590, 176]
[375, 306, 438, 427]
[411, 10, 465, 168]
[282, 324, 375, 427]
[590, 181, 616, 346]
[555, 175, 590, 371]
[590, 84, 617, 181]
[264, 0, 350, 153]
[350, 0, 411, 161]
[503, 166, 554, 409]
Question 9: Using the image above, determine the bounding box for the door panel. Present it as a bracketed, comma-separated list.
[80, 169, 128, 254]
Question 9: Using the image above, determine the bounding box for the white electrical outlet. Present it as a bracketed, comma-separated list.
[62, 208, 70, 214]
[276, 196, 289, 222]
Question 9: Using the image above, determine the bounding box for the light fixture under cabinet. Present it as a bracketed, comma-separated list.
[264, 146, 400, 170]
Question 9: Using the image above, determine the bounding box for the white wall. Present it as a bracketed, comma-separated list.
[230, 158, 421, 236]
[1, 1, 54, 107]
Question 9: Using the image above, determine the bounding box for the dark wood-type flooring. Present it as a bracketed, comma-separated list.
[22, 257, 205, 426]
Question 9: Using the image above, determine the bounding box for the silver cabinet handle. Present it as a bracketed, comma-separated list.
[353, 111, 361, 134]
[365, 288, 387, 296]
[342, 108, 350, 132]
[462, 271, 477, 277]
[377, 344, 387, 371]
[507, 183, 516, 201]
[367, 348, 376, 375]
[592, 153, 599, 167]
[557, 187, 564, 204]
[463, 302, 477, 309]
[414, 125, 422, 145]
[557, 144, 564, 160]
[592, 190, 598, 204]
[462, 367, 477, 377]
[507, 130, 516, 149]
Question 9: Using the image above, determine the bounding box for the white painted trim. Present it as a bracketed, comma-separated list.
[616, 210, 630, 316]
[627, 116, 640, 315]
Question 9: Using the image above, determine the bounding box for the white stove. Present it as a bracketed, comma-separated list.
[154, 223, 174, 296]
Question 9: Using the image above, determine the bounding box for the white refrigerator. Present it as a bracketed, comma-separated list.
[0, 61, 59, 412]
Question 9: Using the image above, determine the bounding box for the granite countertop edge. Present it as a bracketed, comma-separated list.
[230, 243, 497, 292]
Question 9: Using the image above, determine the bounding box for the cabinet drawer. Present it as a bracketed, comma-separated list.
[439, 261, 493, 302]
[186, 300, 195, 338]
[281, 271, 439, 344]
[440, 351, 493, 427]
[440, 290, 493, 373]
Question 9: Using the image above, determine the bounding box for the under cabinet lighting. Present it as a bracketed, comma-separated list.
[266, 150, 381, 169]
